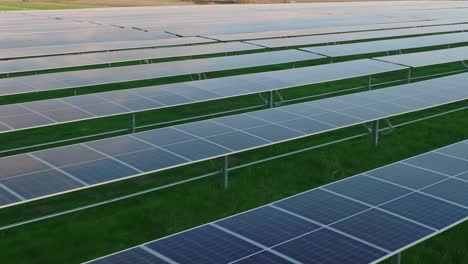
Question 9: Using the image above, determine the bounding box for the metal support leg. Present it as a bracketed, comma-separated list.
[73, 88, 77, 96]
[390, 253, 401, 264]
[407, 68, 412, 83]
[221, 156, 229, 189]
[130, 113, 136, 133]
[267, 91, 274, 108]
[368, 75, 372, 90]
[371, 120, 379, 146]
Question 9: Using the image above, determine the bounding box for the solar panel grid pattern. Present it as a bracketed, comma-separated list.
[0, 49, 318, 96]
[0, 73, 467, 208]
[0, 37, 214, 60]
[0, 59, 402, 133]
[247, 24, 468, 48]
[301, 32, 468, 58]
[0, 42, 265, 75]
[87, 141, 468, 263]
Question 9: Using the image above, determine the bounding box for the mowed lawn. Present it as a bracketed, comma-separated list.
[0, 31, 466, 263]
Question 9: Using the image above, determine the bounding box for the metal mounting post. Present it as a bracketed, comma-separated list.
[368, 75, 372, 90]
[390, 253, 401, 264]
[407, 68, 412, 83]
[221, 156, 229, 189]
[370, 120, 379, 146]
[267, 91, 274, 108]
[130, 113, 136, 133]
[73, 88, 77, 96]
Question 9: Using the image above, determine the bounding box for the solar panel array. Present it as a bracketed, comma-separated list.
[0, 59, 404, 133]
[375, 46, 468, 68]
[0, 49, 320, 96]
[248, 24, 468, 48]
[302, 32, 468, 58]
[88, 140, 468, 264]
[0, 37, 214, 60]
[206, 18, 468, 41]
[2, 3, 468, 262]
[0, 42, 264, 75]
[1, 72, 467, 208]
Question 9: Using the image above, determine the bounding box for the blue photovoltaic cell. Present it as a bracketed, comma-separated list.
[146, 225, 261, 263]
[2, 169, 83, 199]
[163, 139, 230, 160]
[235, 251, 292, 264]
[62, 158, 139, 185]
[324, 175, 411, 206]
[206, 131, 270, 151]
[422, 179, 468, 207]
[216, 206, 321, 247]
[33, 145, 104, 167]
[380, 193, 468, 230]
[176, 121, 234, 138]
[331, 209, 434, 251]
[134, 128, 196, 146]
[245, 124, 303, 142]
[0, 154, 51, 179]
[274, 189, 369, 225]
[436, 143, 468, 160]
[457, 171, 468, 181]
[91, 248, 166, 264]
[366, 162, 447, 189]
[214, 114, 269, 130]
[404, 152, 468, 176]
[279, 118, 335, 134]
[116, 148, 187, 172]
[0, 187, 21, 206]
[273, 228, 386, 264]
[87, 136, 153, 156]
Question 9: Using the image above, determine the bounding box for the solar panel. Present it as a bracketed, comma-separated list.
[301, 32, 468, 58]
[0, 29, 174, 49]
[0, 37, 215, 60]
[1, 72, 467, 209]
[0, 49, 320, 97]
[375, 46, 468, 67]
[86, 141, 468, 264]
[0, 42, 266, 75]
[0, 59, 404, 133]
[247, 24, 468, 48]
[207, 19, 468, 41]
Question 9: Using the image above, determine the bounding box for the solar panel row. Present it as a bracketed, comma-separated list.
[301, 32, 468, 58]
[207, 18, 468, 41]
[248, 24, 468, 48]
[0, 42, 263, 75]
[87, 140, 468, 264]
[0, 59, 403, 133]
[0, 37, 214, 60]
[0, 49, 318, 97]
[0, 72, 466, 208]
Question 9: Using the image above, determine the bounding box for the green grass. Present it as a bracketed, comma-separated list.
[0, 1, 105, 10]
[0, 40, 467, 263]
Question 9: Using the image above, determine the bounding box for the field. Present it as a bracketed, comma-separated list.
[0, 2, 467, 263]
[0, 41, 466, 263]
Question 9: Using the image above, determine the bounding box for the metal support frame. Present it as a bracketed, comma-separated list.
[130, 113, 136, 133]
[221, 156, 229, 189]
[368, 75, 372, 90]
[407, 67, 412, 83]
[267, 90, 274, 108]
[370, 120, 379, 146]
[390, 253, 401, 264]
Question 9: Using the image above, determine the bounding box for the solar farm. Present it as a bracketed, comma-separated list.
[0, 1, 467, 263]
